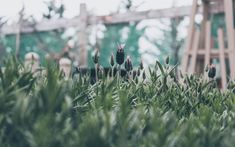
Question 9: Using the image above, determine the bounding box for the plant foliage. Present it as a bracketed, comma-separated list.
[1, 56, 235, 147]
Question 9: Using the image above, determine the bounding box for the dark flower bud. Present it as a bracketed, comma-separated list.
[137, 68, 141, 76]
[165, 56, 169, 65]
[208, 64, 216, 79]
[139, 60, 144, 70]
[135, 76, 138, 83]
[143, 70, 146, 80]
[116, 43, 125, 65]
[93, 50, 99, 64]
[110, 53, 115, 67]
[124, 56, 133, 72]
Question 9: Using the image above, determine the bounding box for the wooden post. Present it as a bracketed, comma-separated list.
[15, 7, 24, 59]
[218, 28, 227, 90]
[181, 0, 198, 74]
[224, 0, 235, 79]
[196, 2, 209, 73]
[15, 25, 21, 59]
[204, 21, 211, 67]
[190, 30, 200, 74]
[199, 1, 209, 48]
[77, 4, 88, 67]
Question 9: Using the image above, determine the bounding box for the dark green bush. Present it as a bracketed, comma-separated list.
[1, 57, 235, 147]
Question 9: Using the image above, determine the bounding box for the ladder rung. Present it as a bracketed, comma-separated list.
[187, 49, 233, 58]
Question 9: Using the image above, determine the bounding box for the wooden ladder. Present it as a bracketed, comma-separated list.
[181, 0, 235, 89]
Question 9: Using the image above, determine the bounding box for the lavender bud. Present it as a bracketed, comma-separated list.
[137, 68, 141, 76]
[165, 56, 169, 65]
[135, 77, 138, 83]
[124, 56, 133, 72]
[208, 64, 216, 79]
[93, 50, 99, 64]
[139, 60, 144, 70]
[116, 44, 125, 65]
[143, 70, 146, 80]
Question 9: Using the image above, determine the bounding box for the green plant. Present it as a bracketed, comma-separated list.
[1, 55, 235, 147]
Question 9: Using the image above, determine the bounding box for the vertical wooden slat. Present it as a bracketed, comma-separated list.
[218, 28, 227, 90]
[204, 21, 211, 67]
[78, 4, 88, 67]
[190, 30, 200, 74]
[15, 8, 24, 59]
[199, 1, 209, 48]
[181, 0, 198, 74]
[15, 26, 21, 59]
[196, 1, 209, 74]
[195, 58, 204, 73]
[224, 0, 235, 79]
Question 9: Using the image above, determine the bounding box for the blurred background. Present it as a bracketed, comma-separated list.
[0, 0, 225, 68]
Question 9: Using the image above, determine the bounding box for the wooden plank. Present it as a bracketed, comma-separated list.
[188, 48, 230, 58]
[15, 9, 24, 58]
[0, 17, 80, 35]
[77, 4, 88, 67]
[204, 21, 211, 67]
[195, 58, 204, 73]
[0, 4, 224, 35]
[196, 0, 209, 72]
[181, 0, 198, 74]
[224, 0, 235, 79]
[15, 25, 21, 58]
[90, 6, 191, 24]
[218, 28, 227, 90]
[190, 30, 200, 74]
[199, 1, 209, 48]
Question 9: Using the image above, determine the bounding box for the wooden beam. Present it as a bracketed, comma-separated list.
[204, 21, 211, 66]
[182, 0, 198, 74]
[90, 6, 191, 24]
[224, 0, 235, 79]
[77, 4, 88, 67]
[0, 4, 225, 35]
[218, 28, 227, 90]
[199, 1, 209, 48]
[0, 17, 80, 35]
[188, 48, 230, 58]
[190, 30, 200, 74]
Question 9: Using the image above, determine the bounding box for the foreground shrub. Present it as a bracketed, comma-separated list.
[1, 57, 235, 147]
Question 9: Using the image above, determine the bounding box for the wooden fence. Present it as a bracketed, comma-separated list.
[0, 3, 224, 66]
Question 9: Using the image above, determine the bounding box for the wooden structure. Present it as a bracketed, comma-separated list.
[0, 3, 226, 67]
[181, 0, 235, 89]
[0, 5, 224, 35]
